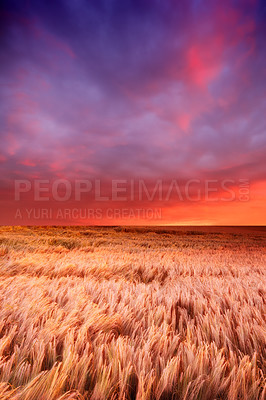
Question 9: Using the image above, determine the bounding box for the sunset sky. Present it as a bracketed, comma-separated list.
[0, 0, 266, 225]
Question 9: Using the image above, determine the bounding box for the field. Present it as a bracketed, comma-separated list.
[0, 226, 265, 400]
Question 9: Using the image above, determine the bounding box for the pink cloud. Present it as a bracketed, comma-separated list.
[186, 43, 223, 88]
[0, 155, 7, 162]
[177, 113, 190, 132]
[19, 160, 36, 167]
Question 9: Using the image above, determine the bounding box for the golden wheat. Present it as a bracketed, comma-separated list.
[0, 226, 265, 399]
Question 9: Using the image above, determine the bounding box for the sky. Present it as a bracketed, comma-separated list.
[0, 0, 266, 225]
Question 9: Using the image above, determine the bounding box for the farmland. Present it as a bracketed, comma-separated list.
[0, 226, 265, 399]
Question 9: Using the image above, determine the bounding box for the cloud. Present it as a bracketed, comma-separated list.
[0, 0, 265, 223]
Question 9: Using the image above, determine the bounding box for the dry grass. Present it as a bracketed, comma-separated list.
[0, 226, 265, 399]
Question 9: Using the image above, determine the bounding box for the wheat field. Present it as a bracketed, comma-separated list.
[0, 226, 265, 399]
